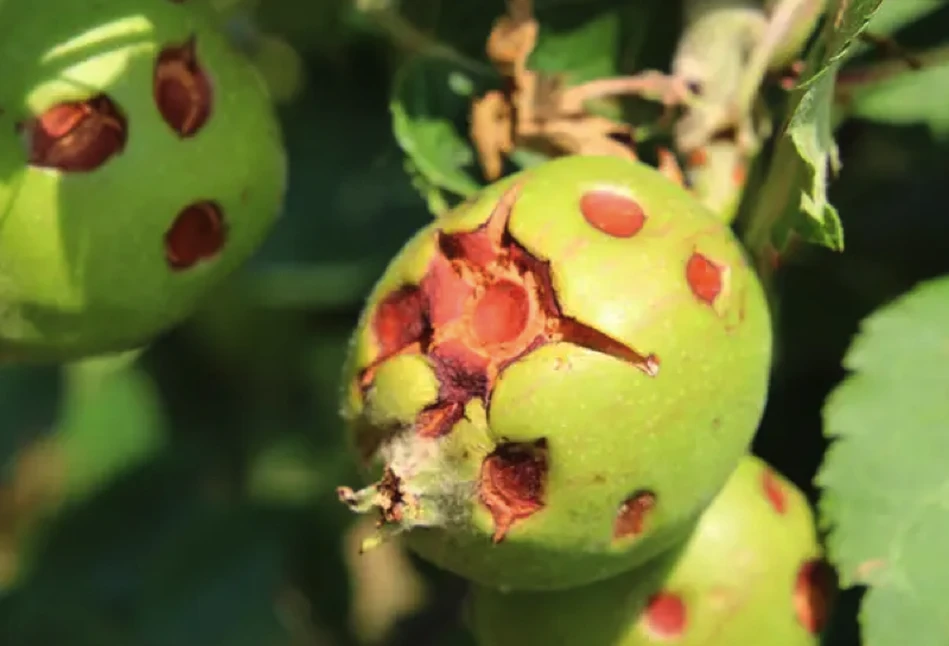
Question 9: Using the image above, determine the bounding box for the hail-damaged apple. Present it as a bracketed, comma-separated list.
[470, 455, 835, 645]
[0, 0, 286, 361]
[337, 155, 773, 591]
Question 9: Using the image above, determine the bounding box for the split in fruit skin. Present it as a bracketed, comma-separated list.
[358, 181, 660, 445]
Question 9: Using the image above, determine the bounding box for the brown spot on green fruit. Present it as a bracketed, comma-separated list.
[643, 591, 687, 639]
[372, 286, 430, 361]
[579, 189, 646, 238]
[22, 94, 127, 172]
[794, 559, 834, 634]
[414, 400, 466, 439]
[613, 490, 657, 539]
[761, 468, 787, 514]
[165, 201, 226, 270]
[479, 439, 548, 542]
[154, 36, 212, 137]
[686, 252, 723, 306]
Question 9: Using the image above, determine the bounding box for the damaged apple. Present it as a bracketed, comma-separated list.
[0, 0, 286, 360]
[337, 155, 773, 591]
[469, 455, 835, 645]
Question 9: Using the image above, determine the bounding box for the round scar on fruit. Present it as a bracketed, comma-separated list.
[0, 0, 286, 361]
[469, 455, 836, 646]
[337, 154, 773, 591]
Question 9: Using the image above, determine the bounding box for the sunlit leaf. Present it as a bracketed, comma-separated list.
[819, 274, 949, 646]
[390, 55, 492, 205]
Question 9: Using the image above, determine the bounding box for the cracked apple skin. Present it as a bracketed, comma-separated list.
[338, 155, 773, 591]
[470, 455, 833, 646]
[0, 0, 286, 361]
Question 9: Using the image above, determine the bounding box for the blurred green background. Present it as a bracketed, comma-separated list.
[1, 1, 948, 644]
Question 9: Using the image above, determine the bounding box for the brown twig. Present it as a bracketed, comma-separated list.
[858, 32, 924, 70]
[558, 73, 692, 113]
[837, 43, 949, 92]
[469, 1, 689, 185]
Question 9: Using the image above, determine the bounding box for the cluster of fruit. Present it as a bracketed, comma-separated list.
[0, 0, 834, 641]
[0, 0, 286, 362]
[336, 154, 833, 645]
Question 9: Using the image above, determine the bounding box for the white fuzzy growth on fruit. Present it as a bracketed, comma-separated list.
[380, 430, 480, 528]
[340, 428, 486, 553]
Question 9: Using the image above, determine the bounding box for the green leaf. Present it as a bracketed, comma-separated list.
[744, 0, 883, 258]
[786, 59, 845, 250]
[528, 0, 659, 121]
[529, 1, 653, 80]
[844, 47, 949, 137]
[404, 158, 454, 217]
[390, 55, 494, 205]
[805, 0, 884, 86]
[529, 8, 623, 84]
[818, 274, 949, 646]
[790, 0, 883, 244]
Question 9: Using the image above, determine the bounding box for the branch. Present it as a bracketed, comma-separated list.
[558, 73, 691, 113]
[836, 43, 949, 96]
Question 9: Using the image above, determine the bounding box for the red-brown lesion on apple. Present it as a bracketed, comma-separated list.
[686, 251, 725, 307]
[478, 439, 548, 542]
[684, 247, 749, 332]
[356, 181, 661, 439]
[794, 558, 836, 634]
[154, 36, 213, 138]
[356, 284, 433, 394]
[642, 591, 688, 639]
[165, 200, 226, 270]
[372, 286, 431, 361]
[761, 467, 787, 515]
[21, 94, 127, 172]
[613, 490, 657, 540]
[579, 189, 647, 238]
